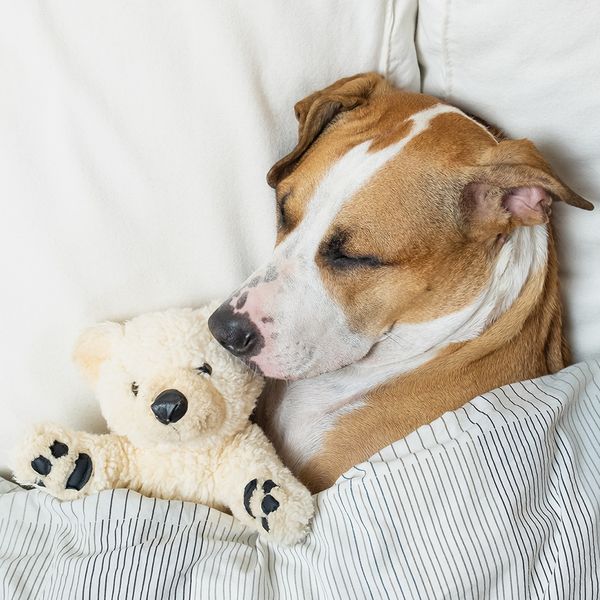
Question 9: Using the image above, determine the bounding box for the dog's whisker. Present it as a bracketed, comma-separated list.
[382, 331, 405, 349]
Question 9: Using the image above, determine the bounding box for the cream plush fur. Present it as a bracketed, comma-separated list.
[12, 306, 314, 546]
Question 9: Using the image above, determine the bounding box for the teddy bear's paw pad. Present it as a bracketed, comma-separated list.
[31, 455, 52, 476]
[243, 477, 313, 544]
[65, 454, 93, 490]
[50, 441, 69, 458]
[244, 478, 280, 530]
[25, 439, 94, 495]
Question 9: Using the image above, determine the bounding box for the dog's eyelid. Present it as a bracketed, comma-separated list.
[322, 232, 384, 269]
[276, 191, 291, 210]
[276, 193, 290, 229]
[332, 253, 384, 269]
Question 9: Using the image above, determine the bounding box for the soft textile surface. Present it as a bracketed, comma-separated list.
[0, 1, 419, 475]
[2, 361, 599, 599]
[416, 0, 600, 363]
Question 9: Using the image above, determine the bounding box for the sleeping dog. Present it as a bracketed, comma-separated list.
[209, 73, 593, 492]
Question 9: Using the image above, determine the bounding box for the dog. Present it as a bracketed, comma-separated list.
[208, 73, 593, 493]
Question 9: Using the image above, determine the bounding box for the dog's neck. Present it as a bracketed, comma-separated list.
[261, 223, 563, 489]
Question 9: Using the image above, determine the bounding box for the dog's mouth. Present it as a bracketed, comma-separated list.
[233, 336, 372, 382]
[244, 359, 265, 377]
[207, 299, 373, 380]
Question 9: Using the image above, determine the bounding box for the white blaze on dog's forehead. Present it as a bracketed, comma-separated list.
[283, 103, 468, 258]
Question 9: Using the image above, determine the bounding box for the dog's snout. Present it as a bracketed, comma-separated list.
[208, 304, 264, 358]
[151, 389, 188, 424]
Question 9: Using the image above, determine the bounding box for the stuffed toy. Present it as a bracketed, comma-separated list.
[12, 306, 314, 545]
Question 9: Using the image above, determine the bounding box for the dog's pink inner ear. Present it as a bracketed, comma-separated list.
[462, 182, 553, 241]
[502, 186, 551, 226]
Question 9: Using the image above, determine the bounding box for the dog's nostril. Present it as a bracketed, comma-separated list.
[151, 389, 188, 425]
[240, 331, 254, 350]
[208, 304, 264, 358]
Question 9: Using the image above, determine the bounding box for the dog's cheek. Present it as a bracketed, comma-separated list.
[249, 348, 287, 379]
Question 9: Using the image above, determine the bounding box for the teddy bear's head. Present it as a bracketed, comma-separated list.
[73, 305, 264, 447]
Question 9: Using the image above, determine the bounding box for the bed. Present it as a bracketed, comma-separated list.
[1, 1, 599, 598]
[2, 361, 599, 599]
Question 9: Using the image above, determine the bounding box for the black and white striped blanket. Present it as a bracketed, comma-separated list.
[1, 361, 599, 599]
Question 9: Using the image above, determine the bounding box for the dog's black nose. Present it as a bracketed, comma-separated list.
[208, 304, 264, 358]
[151, 389, 188, 424]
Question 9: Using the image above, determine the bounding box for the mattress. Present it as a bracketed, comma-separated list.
[1, 360, 599, 599]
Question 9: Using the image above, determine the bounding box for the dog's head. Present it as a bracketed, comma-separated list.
[209, 73, 592, 380]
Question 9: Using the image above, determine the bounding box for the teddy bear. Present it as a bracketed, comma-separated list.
[12, 305, 314, 546]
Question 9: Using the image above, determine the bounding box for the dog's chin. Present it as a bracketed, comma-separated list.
[252, 351, 367, 381]
[247, 363, 298, 381]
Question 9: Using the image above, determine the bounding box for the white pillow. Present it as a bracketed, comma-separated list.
[0, 1, 419, 474]
[417, 0, 600, 362]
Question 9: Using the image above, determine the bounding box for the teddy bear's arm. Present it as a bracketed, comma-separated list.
[214, 423, 314, 545]
[12, 423, 136, 501]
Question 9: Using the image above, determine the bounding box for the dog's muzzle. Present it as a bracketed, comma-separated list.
[151, 389, 188, 424]
[208, 303, 264, 358]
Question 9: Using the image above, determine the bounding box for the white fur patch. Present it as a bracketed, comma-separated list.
[273, 224, 548, 471]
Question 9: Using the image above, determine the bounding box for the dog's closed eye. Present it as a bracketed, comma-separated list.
[131, 382, 139, 396]
[321, 231, 383, 269]
[276, 193, 290, 230]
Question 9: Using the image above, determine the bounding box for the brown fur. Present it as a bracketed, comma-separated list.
[300, 234, 568, 492]
[265, 73, 591, 493]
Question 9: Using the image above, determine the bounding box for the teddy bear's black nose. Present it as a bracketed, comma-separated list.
[208, 303, 264, 358]
[151, 389, 188, 424]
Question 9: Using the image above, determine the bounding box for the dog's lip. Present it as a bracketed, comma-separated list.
[251, 360, 320, 382]
[248, 362, 293, 381]
[268, 373, 301, 382]
[256, 339, 379, 381]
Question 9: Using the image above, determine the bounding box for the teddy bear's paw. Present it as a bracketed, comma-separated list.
[243, 477, 314, 545]
[13, 427, 95, 500]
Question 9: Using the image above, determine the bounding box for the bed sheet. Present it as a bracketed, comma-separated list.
[2, 361, 599, 599]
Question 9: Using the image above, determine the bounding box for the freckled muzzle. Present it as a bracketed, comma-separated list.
[208, 303, 265, 358]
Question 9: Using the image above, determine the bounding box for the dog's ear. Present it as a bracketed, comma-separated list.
[463, 139, 593, 239]
[267, 72, 386, 188]
[72, 321, 123, 384]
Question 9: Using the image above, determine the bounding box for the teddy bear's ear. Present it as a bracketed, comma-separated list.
[72, 321, 123, 383]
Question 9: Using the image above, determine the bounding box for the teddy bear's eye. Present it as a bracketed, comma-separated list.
[196, 363, 212, 376]
[131, 382, 139, 396]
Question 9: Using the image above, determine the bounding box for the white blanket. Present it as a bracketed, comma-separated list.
[2, 361, 599, 599]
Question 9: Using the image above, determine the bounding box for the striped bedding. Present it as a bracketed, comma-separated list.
[1, 360, 599, 599]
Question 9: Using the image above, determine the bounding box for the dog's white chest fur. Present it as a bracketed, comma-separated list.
[268, 377, 366, 473]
